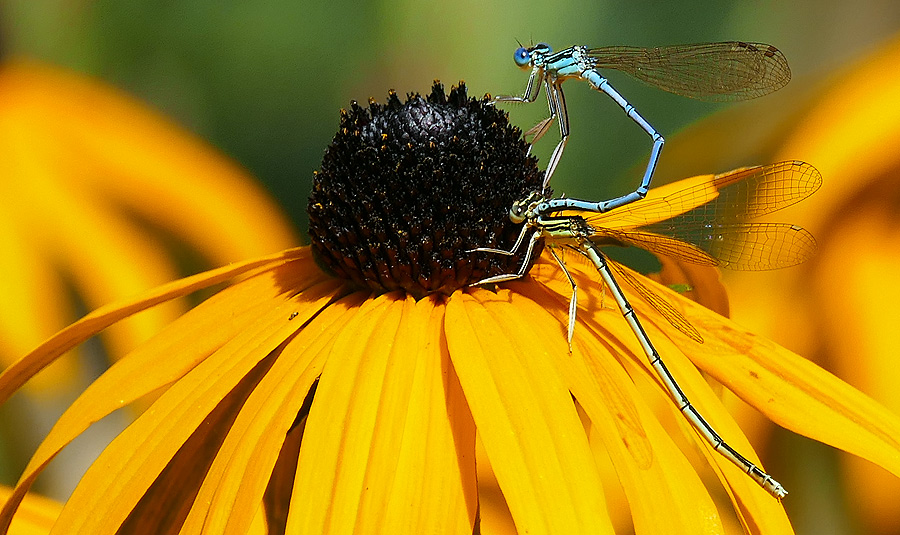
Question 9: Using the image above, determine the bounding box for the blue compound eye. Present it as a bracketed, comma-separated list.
[513, 46, 531, 67]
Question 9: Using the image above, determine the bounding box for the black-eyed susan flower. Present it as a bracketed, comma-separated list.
[0, 60, 299, 395]
[2, 80, 900, 535]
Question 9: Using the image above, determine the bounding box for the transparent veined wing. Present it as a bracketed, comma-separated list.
[607, 258, 705, 343]
[557, 241, 705, 342]
[595, 223, 816, 270]
[586, 161, 822, 270]
[588, 41, 791, 101]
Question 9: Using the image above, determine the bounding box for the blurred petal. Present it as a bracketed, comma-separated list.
[0, 486, 58, 535]
[0, 60, 300, 380]
[775, 36, 900, 228]
[0, 204, 77, 389]
[0, 61, 298, 262]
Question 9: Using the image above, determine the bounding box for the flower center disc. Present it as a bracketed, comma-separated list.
[307, 81, 544, 299]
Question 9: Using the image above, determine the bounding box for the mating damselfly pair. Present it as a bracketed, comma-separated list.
[473, 41, 818, 499]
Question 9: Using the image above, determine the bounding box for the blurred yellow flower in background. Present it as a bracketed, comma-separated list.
[0, 485, 59, 535]
[0, 61, 299, 394]
[730, 33, 900, 535]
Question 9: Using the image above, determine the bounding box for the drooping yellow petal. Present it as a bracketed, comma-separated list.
[504, 280, 726, 535]
[178, 291, 367, 535]
[629, 314, 794, 534]
[286, 293, 401, 534]
[594, 260, 900, 496]
[4, 260, 330, 533]
[33, 259, 334, 467]
[0, 486, 59, 535]
[354, 295, 478, 534]
[1, 266, 339, 533]
[685, 292, 900, 475]
[0, 247, 306, 410]
[446, 289, 612, 535]
[533, 256, 794, 534]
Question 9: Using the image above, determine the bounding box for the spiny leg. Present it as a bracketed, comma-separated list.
[467, 221, 532, 257]
[541, 81, 570, 189]
[547, 246, 578, 350]
[580, 240, 787, 499]
[470, 231, 542, 286]
[494, 65, 543, 104]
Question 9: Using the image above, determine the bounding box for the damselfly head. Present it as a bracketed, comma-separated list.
[513, 46, 531, 68]
[514, 43, 552, 69]
[509, 199, 529, 224]
[509, 190, 544, 224]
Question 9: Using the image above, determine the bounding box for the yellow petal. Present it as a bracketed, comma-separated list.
[0, 486, 59, 535]
[585, 171, 718, 230]
[355, 295, 478, 534]
[0, 61, 301, 383]
[287, 293, 402, 534]
[3, 266, 338, 533]
[503, 281, 726, 534]
[43, 281, 339, 534]
[44, 286, 329, 534]
[623, 261, 900, 489]
[288, 293, 478, 534]
[0, 204, 78, 390]
[0, 251, 320, 532]
[0, 61, 299, 262]
[629, 312, 793, 533]
[179, 291, 367, 534]
[775, 34, 900, 230]
[533, 256, 794, 533]
[3, 115, 186, 356]
[446, 289, 612, 535]
[0, 247, 306, 410]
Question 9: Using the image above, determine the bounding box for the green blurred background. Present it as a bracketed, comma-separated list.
[3, 1, 900, 533]
[5, 0, 899, 235]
